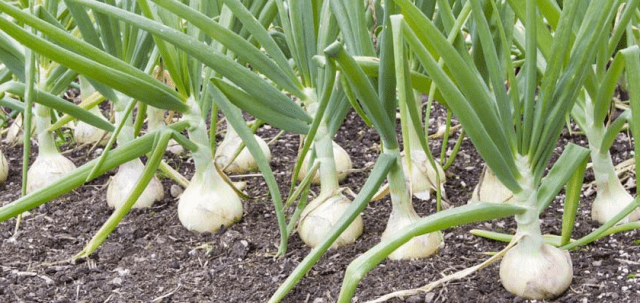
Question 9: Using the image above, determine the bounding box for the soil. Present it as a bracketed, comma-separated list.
[1, 105, 639, 303]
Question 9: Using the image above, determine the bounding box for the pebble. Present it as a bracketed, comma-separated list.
[109, 277, 123, 286]
[170, 184, 183, 198]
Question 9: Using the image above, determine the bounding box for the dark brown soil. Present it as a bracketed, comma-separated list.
[1, 106, 639, 303]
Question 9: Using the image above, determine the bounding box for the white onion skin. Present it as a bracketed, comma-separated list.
[26, 153, 77, 194]
[0, 149, 8, 183]
[469, 165, 515, 204]
[215, 134, 271, 174]
[298, 194, 362, 248]
[591, 183, 639, 224]
[177, 164, 243, 233]
[402, 149, 445, 201]
[382, 205, 443, 260]
[106, 159, 164, 209]
[299, 141, 352, 184]
[74, 107, 110, 146]
[500, 241, 573, 300]
[3, 115, 29, 145]
[589, 151, 640, 224]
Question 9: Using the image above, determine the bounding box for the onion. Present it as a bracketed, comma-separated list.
[591, 177, 640, 223]
[106, 159, 164, 209]
[215, 131, 271, 174]
[26, 153, 76, 194]
[590, 151, 640, 224]
[0, 149, 8, 183]
[74, 107, 110, 146]
[381, 200, 443, 260]
[3, 114, 32, 145]
[299, 141, 352, 184]
[469, 165, 515, 203]
[177, 162, 243, 233]
[298, 193, 362, 248]
[500, 240, 573, 300]
[402, 149, 446, 200]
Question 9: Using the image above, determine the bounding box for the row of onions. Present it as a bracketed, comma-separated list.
[0, 0, 638, 302]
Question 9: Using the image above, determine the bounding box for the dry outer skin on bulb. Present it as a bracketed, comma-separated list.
[298, 193, 362, 248]
[402, 149, 446, 201]
[298, 141, 352, 184]
[215, 129, 271, 174]
[469, 165, 515, 204]
[0, 149, 8, 183]
[106, 159, 164, 209]
[177, 162, 243, 233]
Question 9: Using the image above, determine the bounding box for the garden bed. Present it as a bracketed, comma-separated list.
[1, 107, 639, 303]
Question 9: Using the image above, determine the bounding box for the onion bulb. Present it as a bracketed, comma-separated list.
[299, 141, 352, 184]
[3, 114, 33, 145]
[106, 159, 164, 209]
[381, 203, 443, 260]
[0, 149, 8, 183]
[590, 178, 640, 224]
[298, 193, 362, 248]
[74, 107, 110, 146]
[500, 240, 573, 300]
[177, 162, 243, 233]
[590, 151, 640, 224]
[215, 132, 271, 174]
[402, 149, 446, 200]
[26, 153, 77, 194]
[469, 165, 514, 204]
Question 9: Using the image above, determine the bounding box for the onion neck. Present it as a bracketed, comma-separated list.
[589, 142, 627, 199]
[315, 121, 339, 196]
[384, 146, 414, 216]
[34, 103, 58, 157]
[113, 92, 136, 145]
[184, 95, 217, 182]
[513, 155, 543, 252]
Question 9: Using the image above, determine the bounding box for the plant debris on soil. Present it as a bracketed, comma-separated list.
[1, 105, 639, 303]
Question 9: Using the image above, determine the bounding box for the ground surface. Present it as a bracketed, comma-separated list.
[1, 105, 639, 303]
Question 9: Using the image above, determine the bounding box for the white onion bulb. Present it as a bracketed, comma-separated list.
[298, 194, 362, 248]
[0, 149, 8, 183]
[74, 107, 110, 146]
[3, 114, 32, 145]
[469, 165, 514, 204]
[215, 133, 271, 174]
[299, 141, 352, 184]
[26, 153, 77, 194]
[591, 181, 640, 224]
[500, 241, 573, 300]
[106, 159, 164, 209]
[402, 149, 446, 200]
[382, 205, 443, 260]
[177, 163, 243, 233]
